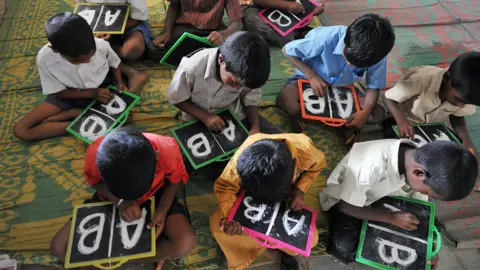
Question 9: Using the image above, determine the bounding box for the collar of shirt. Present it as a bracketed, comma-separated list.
[204, 48, 220, 80]
[333, 32, 345, 56]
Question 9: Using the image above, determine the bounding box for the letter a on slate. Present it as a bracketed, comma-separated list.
[282, 210, 306, 236]
[80, 115, 108, 142]
[376, 238, 417, 266]
[120, 208, 147, 249]
[104, 9, 121, 26]
[101, 95, 126, 115]
[268, 10, 292, 27]
[331, 87, 354, 119]
[187, 133, 211, 158]
[78, 9, 96, 25]
[77, 213, 106, 255]
[221, 120, 236, 141]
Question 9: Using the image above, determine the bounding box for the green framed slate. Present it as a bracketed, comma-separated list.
[392, 122, 461, 144]
[66, 85, 140, 144]
[171, 109, 249, 170]
[159, 32, 215, 68]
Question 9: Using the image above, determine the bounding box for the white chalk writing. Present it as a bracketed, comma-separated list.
[433, 130, 451, 141]
[303, 88, 326, 115]
[331, 87, 354, 119]
[265, 203, 281, 236]
[282, 209, 306, 236]
[412, 134, 429, 147]
[120, 208, 147, 249]
[243, 196, 267, 222]
[376, 238, 417, 266]
[268, 10, 292, 27]
[368, 223, 427, 244]
[77, 213, 106, 255]
[104, 9, 121, 26]
[79, 115, 108, 141]
[100, 94, 127, 115]
[78, 9, 96, 25]
[383, 203, 401, 212]
[222, 120, 236, 142]
[187, 133, 212, 158]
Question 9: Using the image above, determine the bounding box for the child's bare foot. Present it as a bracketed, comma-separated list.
[128, 70, 148, 95]
[155, 260, 165, 270]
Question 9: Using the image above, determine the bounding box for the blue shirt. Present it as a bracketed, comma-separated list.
[284, 26, 387, 89]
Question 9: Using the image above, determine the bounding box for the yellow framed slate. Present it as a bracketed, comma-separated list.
[73, 3, 131, 35]
[64, 198, 156, 269]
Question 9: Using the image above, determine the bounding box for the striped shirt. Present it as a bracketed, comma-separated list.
[171, 0, 243, 30]
[166, 48, 262, 121]
[239, 0, 253, 5]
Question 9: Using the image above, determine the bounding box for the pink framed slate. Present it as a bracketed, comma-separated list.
[227, 190, 317, 256]
[258, 0, 319, 37]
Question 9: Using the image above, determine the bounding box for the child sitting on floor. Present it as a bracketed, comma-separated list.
[50, 127, 196, 269]
[13, 12, 147, 141]
[240, 0, 324, 47]
[381, 51, 480, 157]
[210, 133, 326, 270]
[276, 13, 395, 144]
[77, 0, 153, 61]
[320, 139, 478, 267]
[166, 31, 282, 179]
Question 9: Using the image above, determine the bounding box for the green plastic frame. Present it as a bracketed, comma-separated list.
[392, 122, 461, 144]
[171, 109, 249, 170]
[159, 32, 214, 67]
[356, 196, 441, 270]
[73, 3, 131, 34]
[66, 85, 140, 144]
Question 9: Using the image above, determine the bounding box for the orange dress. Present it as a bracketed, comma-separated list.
[210, 133, 326, 269]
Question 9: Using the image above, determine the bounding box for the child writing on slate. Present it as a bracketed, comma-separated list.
[381, 51, 480, 157]
[13, 12, 148, 141]
[166, 31, 282, 179]
[276, 13, 395, 144]
[50, 127, 196, 269]
[240, 0, 324, 47]
[320, 139, 478, 267]
[77, 0, 153, 61]
[211, 133, 326, 270]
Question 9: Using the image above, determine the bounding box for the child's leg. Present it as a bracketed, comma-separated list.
[276, 82, 303, 133]
[119, 63, 148, 95]
[118, 31, 146, 61]
[13, 101, 81, 141]
[50, 220, 72, 260]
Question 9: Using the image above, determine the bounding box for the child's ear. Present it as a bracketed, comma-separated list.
[218, 53, 224, 65]
[413, 168, 427, 181]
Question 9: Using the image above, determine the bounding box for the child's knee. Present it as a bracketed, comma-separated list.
[174, 231, 197, 257]
[276, 90, 300, 116]
[13, 121, 31, 141]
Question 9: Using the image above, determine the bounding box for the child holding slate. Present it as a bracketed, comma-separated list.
[381, 52, 480, 157]
[166, 31, 282, 179]
[320, 139, 478, 266]
[276, 14, 395, 144]
[211, 133, 326, 270]
[50, 127, 196, 269]
[77, 0, 153, 61]
[240, 0, 324, 47]
[13, 12, 148, 141]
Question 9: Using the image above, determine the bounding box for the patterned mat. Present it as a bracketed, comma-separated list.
[0, 0, 346, 268]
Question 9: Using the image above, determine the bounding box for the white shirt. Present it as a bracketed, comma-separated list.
[77, 0, 149, 20]
[37, 38, 121, 95]
[320, 139, 428, 211]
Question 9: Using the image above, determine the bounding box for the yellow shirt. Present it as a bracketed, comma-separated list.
[383, 66, 475, 124]
[210, 133, 326, 269]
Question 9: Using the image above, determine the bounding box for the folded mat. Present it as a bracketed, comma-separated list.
[0, 0, 347, 267]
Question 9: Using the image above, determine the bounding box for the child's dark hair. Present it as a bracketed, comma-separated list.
[96, 127, 156, 200]
[45, 12, 96, 58]
[415, 141, 477, 201]
[344, 14, 395, 68]
[219, 31, 270, 89]
[448, 51, 480, 106]
[236, 139, 295, 204]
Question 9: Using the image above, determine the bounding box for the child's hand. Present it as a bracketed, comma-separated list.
[396, 118, 414, 139]
[249, 126, 260, 136]
[95, 33, 111, 41]
[427, 255, 439, 270]
[154, 32, 171, 48]
[286, 2, 305, 14]
[95, 88, 114, 103]
[389, 212, 420, 231]
[219, 218, 243, 236]
[115, 80, 129, 93]
[207, 31, 225, 46]
[346, 110, 369, 129]
[147, 210, 167, 239]
[203, 113, 226, 131]
[313, 4, 325, 16]
[119, 200, 141, 222]
[310, 75, 327, 96]
[289, 188, 305, 211]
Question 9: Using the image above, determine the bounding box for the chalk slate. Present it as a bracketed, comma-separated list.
[65, 199, 155, 269]
[66, 86, 140, 144]
[298, 80, 360, 126]
[172, 110, 249, 170]
[356, 197, 439, 270]
[228, 190, 316, 256]
[393, 122, 461, 147]
[75, 3, 130, 34]
[160, 32, 215, 67]
[258, 0, 318, 36]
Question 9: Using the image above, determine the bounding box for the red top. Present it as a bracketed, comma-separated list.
[170, 0, 243, 30]
[84, 133, 189, 204]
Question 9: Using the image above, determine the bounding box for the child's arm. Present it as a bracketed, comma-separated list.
[337, 200, 420, 231]
[175, 100, 226, 131]
[346, 88, 380, 129]
[244, 106, 261, 135]
[282, 46, 327, 96]
[153, 0, 180, 47]
[148, 181, 181, 238]
[55, 88, 113, 104]
[384, 97, 414, 138]
[110, 66, 128, 91]
[208, 0, 243, 45]
[450, 115, 477, 157]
